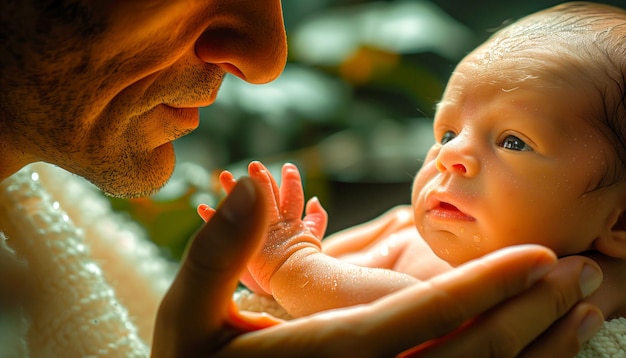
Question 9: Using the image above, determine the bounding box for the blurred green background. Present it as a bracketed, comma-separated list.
[108, 0, 626, 261]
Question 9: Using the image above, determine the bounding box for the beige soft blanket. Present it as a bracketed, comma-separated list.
[0, 163, 623, 357]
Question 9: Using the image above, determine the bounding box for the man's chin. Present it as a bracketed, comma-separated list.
[93, 145, 176, 199]
[99, 179, 168, 199]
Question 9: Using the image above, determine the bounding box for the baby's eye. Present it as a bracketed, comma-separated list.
[440, 131, 456, 145]
[500, 135, 532, 151]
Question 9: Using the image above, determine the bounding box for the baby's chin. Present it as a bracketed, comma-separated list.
[427, 241, 486, 268]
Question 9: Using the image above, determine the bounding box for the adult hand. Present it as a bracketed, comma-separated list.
[403, 255, 604, 358]
[0, 236, 31, 311]
[152, 177, 278, 356]
[582, 252, 626, 319]
[152, 178, 603, 357]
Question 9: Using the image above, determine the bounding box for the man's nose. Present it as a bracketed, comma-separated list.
[195, 0, 287, 84]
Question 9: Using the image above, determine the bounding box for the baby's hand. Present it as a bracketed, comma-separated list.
[198, 161, 327, 295]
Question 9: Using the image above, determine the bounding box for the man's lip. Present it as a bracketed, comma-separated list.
[164, 86, 220, 109]
[163, 104, 199, 113]
[164, 100, 214, 109]
[160, 105, 200, 131]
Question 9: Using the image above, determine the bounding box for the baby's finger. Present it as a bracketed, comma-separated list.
[219, 171, 237, 194]
[248, 161, 281, 222]
[279, 163, 305, 221]
[249, 162, 280, 199]
[304, 197, 328, 239]
[197, 204, 216, 222]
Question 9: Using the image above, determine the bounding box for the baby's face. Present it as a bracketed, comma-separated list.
[411, 48, 626, 266]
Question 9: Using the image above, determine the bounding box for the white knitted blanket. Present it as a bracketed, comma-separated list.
[0, 163, 623, 357]
[0, 163, 175, 357]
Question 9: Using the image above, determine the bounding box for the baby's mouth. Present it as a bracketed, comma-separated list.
[439, 202, 460, 211]
[431, 200, 475, 221]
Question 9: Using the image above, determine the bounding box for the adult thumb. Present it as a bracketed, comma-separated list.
[153, 178, 268, 355]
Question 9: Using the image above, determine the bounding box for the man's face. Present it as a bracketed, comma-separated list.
[0, 0, 287, 197]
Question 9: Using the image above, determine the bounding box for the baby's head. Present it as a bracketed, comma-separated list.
[411, 2, 626, 266]
[469, 1, 626, 165]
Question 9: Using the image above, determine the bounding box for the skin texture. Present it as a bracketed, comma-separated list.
[0, 0, 617, 356]
[0, 0, 286, 198]
[412, 54, 626, 266]
[209, 156, 620, 321]
[198, 186, 602, 357]
[199, 2, 626, 355]
[209, 162, 422, 317]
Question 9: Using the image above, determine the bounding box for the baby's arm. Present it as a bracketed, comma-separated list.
[201, 161, 419, 318]
[323, 206, 453, 280]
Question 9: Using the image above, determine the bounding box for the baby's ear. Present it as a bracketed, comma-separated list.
[595, 211, 626, 258]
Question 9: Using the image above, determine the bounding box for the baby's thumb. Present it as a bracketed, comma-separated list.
[304, 196, 328, 240]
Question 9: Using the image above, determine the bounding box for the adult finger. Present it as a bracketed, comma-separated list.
[215, 245, 562, 356]
[407, 255, 603, 357]
[196, 202, 267, 294]
[580, 252, 626, 318]
[519, 302, 603, 358]
[0, 238, 31, 309]
[152, 178, 268, 356]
